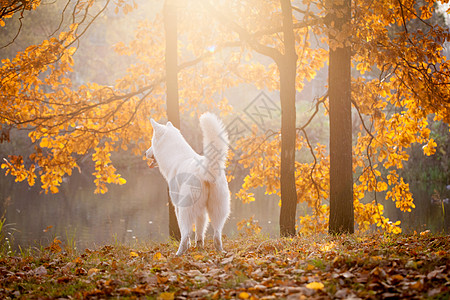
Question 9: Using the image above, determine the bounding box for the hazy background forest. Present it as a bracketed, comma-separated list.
[0, 0, 449, 250]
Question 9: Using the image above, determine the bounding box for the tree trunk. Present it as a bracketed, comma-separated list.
[328, 0, 354, 234]
[278, 0, 298, 237]
[164, 0, 181, 240]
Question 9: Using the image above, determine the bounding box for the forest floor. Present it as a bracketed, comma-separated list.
[0, 233, 449, 299]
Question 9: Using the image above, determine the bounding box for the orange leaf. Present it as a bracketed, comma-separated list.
[238, 292, 250, 299]
[153, 252, 162, 261]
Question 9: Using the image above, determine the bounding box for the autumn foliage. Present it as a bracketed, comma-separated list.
[1, 0, 449, 234]
[0, 234, 449, 298]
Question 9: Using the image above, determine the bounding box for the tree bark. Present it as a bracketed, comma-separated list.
[164, 0, 181, 240]
[328, 0, 354, 234]
[278, 0, 298, 237]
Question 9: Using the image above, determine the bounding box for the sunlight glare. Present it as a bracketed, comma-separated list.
[207, 45, 216, 53]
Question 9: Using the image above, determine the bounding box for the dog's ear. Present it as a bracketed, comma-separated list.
[150, 118, 163, 129]
[150, 119, 166, 137]
[166, 121, 173, 127]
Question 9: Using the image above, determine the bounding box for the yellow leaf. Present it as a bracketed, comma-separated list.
[153, 252, 162, 261]
[193, 254, 204, 260]
[422, 138, 437, 156]
[69, 23, 78, 31]
[40, 138, 49, 148]
[59, 31, 67, 41]
[157, 292, 174, 300]
[306, 282, 324, 290]
[129, 251, 139, 258]
[392, 226, 402, 234]
[238, 292, 250, 299]
[50, 185, 59, 193]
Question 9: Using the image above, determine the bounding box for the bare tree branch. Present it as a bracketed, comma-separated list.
[199, 0, 282, 62]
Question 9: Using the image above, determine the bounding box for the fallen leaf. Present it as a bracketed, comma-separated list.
[61, 262, 75, 274]
[72, 257, 83, 265]
[75, 267, 87, 275]
[187, 269, 202, 277]
[410, 280, 423, 290]
[56, 276, 71, 283]
[370, 267, 386, 278]
[33, 266, 47, 276]
[157, 275, 169, 284]
[88, 268, 100, 276]
[252, 284, 267, 291]
[211, 290, 220, 299]
[342, 271, 354, 279]
[157, 292, 175, 300]
[111, 260, 118, 270]
[334, 288, 349, 298]
[221, 255, 234, 265]
[405, 260, 417, 269]
[118, 287, 131, 295]
[130, 251, 139, 258]
[427, 287, 442, 297]
[427, 267, 444, 279]
[306, 281, 324, 290]
[131, 286, 146, 295]
[382, 292, 399, 298]
[138, 272, 158, 285]
[83, 289, 103, 298]
[188, 289, 210, 298]
[192, 254, 204, 260]
[238, 291, 250, 299]
[153, 252, 162, 261]
[392, 274, 404, 281]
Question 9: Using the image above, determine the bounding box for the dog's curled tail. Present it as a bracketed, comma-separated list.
[199, 112, 229, 180]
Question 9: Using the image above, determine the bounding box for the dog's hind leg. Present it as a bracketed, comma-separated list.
[206, 183, 230, 253]
[195, 211, 207, 250]
[176, 208, 194, 256]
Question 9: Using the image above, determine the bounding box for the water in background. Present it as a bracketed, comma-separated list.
[1, 166, 280, 250]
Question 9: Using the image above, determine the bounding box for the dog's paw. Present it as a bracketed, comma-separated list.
[213, 236, 223, 252]
[176, 238, 190, 256]
[176, 247, 188, 256]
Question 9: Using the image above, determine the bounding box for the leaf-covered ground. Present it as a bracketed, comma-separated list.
[0, 233, 449, 299]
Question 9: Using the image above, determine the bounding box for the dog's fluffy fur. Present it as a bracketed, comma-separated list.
[146, 113, 230, 256]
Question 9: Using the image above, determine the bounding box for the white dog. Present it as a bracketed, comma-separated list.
[146, 113, 230, 256]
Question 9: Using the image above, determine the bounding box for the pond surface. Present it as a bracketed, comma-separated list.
[1, 166, 280, 250]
